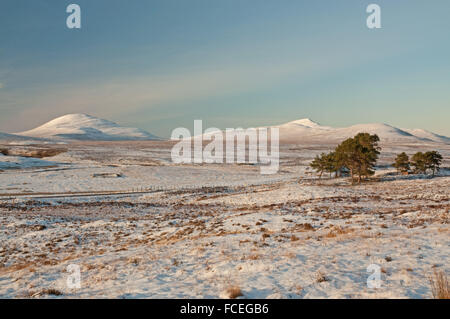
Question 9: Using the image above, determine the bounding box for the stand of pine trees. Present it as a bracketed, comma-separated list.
[395, 151, 442, 176]
[310, 133, 380, 184]
[309, 134, 443, 183]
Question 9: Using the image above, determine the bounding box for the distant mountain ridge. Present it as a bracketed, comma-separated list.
[15, 114, 160, 141]
[272, 118, 449, 144]
[189, 118, 449, 144]
[400, 128, 450, 144]
[3, 114, 448, 144]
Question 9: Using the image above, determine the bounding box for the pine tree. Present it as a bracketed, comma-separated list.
[326, 152, 342, 178]
[393, 152, 410, 174]
[310, 153, 327, 179]
[334, 133, 380, 184]
[354, 133, 380, 182]
[334, 138, 358, 181]
[323, 152, 337, 178]
[310, 152, 342, 179]
[411, 152, 427, 174]
[424, 151, 443, 176]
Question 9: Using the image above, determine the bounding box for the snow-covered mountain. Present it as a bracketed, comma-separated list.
[280, 118, 333, 130]
[271, 119, 449, 144]
[308, 123, 416, 143]
[16, 114, 160, 141]
[189, 118, 448, 144]
[401, 128, 450, 144]
[275, 118, 333, 141]
[8, 115, 449, 144]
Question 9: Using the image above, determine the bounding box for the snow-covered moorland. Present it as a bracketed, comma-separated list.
[0, 140, 448, 298]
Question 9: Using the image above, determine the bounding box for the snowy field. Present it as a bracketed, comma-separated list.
[0, 140, 449, 298]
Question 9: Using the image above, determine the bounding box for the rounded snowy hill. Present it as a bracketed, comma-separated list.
[313, 123, 417, 142]
[401, 128, 450, 144]
[16, 114, 160, 141]
[196, 118, 449, 145]
[270, 118, 449, 144]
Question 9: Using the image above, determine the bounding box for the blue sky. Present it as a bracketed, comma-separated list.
[1, 0, 449, 137]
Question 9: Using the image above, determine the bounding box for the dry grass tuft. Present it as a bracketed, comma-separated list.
[247, 254, 261, 260]
[429, 269, 450, 299]
[315, 270, 329, 283]
[261, 233, 270, 240]
[172, 258, 181, 266]
[128, 257, 141, 266]
[41, 288, 64, 296]
[324, 226, 353, 238]
[294, 285, 303, 294]
[226, 285, 244, 299]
